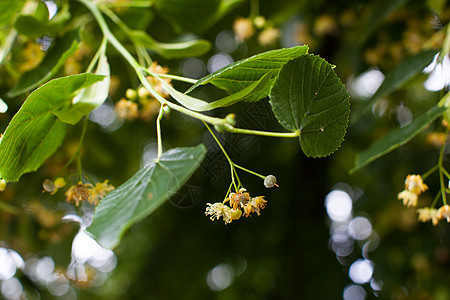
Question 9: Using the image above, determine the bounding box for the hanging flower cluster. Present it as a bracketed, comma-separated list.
[233, 15, 281, 47]
[397, 174, 428, 207]
[398, 174, 450, 226]
[205, 188, 267, 224]
[114, 61, 171, 121]
[65, 180, 114, 206]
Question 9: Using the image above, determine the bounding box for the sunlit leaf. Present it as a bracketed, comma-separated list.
[351, 49, 438, 122]
[159, 71, 273, 111]
[269, 54, 350, 157]
[129, 30, 211, 58]
[351, 105, 446, 173]
[0, 74, 105, 182]
[8, 30, 80, 97]
[53, 52, 110, 125]
[86, 144, 207, 249]
[187, 46, 309, 102]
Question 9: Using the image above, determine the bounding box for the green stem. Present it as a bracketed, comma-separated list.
[438, 128, 449, 205]
[102, 0, 153, 8]
[422, 164, 438, 180]
[223, 123, 300, 138]
[86, 36, 107, 73]
[156, 105, 165, 159]
[79, 0, 229, 127]
[233, 163, 266, 179]
[431, 191, 441, 208]
[442, 167, 450, 180]
[143, 69, 197, 84]
[204, 122, 240, 190]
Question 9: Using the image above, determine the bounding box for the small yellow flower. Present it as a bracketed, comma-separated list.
[146, 62, 172, 98]
[65, 182, 95, 206]
[417, 207, 440, 225]
[243, 196, 267, 217]
[233, 17, 255, 41]
[405, 175, 428, 194]
[205, 202, 240, 224]
[93, 180, 115, 200]
[438, 205, 450, 222]
[226, 188, 251, 210]
[258, 27, 281, 47]
[398, 190, 419, 207]
[115, 98, 138, 120]
[398, 174, 428, 207]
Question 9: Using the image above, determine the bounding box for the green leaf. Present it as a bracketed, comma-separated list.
[0, 74, 105, 182]
[187, 46, 309, 102]
[53, 53, 110, 125]
[14, 4, 71, 38]
[269, 54, 351, 157]
[128, 30, 211, 59]
[8, 30, 80, 97]
[86, 145, 207, 249]
[352, 49, 438, 123]
[159, 71, 273, 111]
[350, 106, 446, 173]
[154, 0, 221, 34]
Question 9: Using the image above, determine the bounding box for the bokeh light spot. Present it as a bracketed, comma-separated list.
[325, 190, 353, 222]
[349, 259, 373, 284]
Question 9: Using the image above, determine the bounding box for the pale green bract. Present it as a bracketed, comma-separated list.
[87, 145, 207, 249]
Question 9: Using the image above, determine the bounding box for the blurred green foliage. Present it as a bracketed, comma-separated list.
[1, 0, 450, 299]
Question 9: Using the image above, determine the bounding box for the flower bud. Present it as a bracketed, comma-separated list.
[163, 104, 171, 115]
[225, 113, 236, 126]
[42, 179, 56, 193]
[0, 179, 6, 192]
[125, 88, 137, 100]
[264, 175, 278, 188]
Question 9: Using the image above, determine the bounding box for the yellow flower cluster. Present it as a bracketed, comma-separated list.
[233, 16, 281, 47]
[397, 174, 428, 207]
[417, 205, 450, 226]
[114, 62, 171, 122]
[205, 188, 267, 224]
[65, 180, 114, 206]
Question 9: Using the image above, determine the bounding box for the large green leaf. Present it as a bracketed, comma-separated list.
[269, 54, 351, 157]
[129, 30, 211, 59]
[352, 49, 438, 122]
[53, 52, 111, 125]
[159, 71, 273, 111]
[187, 46, 309, 102]
[0, 74, 105, 182]
[8, 30, 80, 97]
[86, 145, 207, 249]
[350, 105, 446, 173]
[153, 0, 221, 34]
